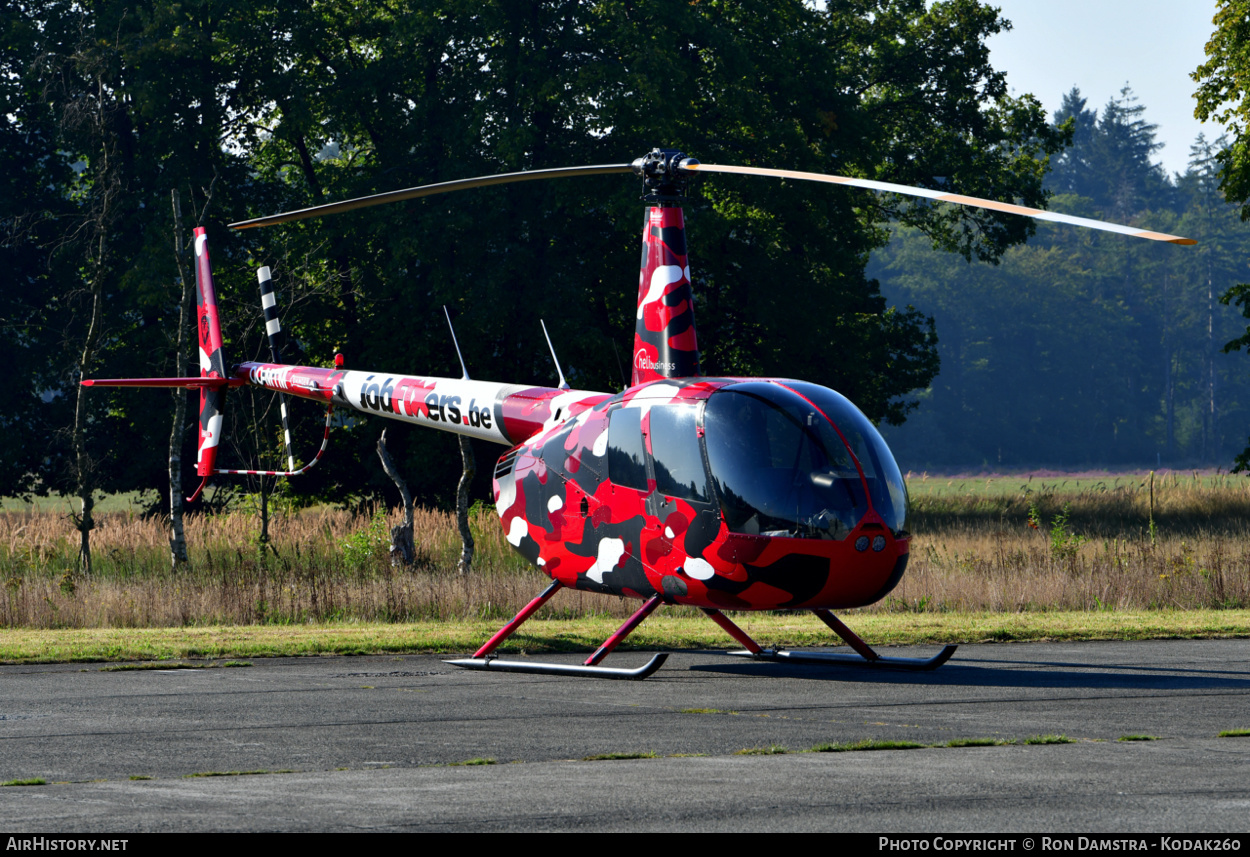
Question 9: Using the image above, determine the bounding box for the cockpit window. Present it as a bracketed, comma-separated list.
[702, 383, 867, 540]
[607, 407, 648, 491]
[784, 381, 908, 535]
[648, 405, 709, 503]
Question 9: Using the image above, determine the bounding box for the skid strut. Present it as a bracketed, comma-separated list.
[720, 608, 957, 671]
[446, 585, 669, 680]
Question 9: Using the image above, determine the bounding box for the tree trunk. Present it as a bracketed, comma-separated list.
[167, 189, 192, 568]
[71, 281, 102, 576]
[456, 436, 476, 575]
[376, 429, 414, 566]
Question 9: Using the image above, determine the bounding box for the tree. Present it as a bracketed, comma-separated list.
[872, 90, 1250, 471]
[1193, 0, 1250, 469]
[4, 0, 1068, 512]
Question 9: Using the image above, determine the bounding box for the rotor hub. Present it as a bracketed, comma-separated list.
[632, 148, 699, 204]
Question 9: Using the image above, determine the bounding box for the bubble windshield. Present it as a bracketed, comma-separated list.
[701, 382, 908, 539]
[783, 381, 908, 535]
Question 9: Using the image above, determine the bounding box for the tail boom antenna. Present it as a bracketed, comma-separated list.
[540, 320, 570, 390]
[444, 306, 470, 381]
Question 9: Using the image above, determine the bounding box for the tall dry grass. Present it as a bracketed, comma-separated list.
[876, 473, 1250, 613]
[0, 504, 636, 629]
[3, 473, 1249, 628]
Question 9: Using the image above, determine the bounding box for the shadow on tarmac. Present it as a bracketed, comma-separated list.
[684, 650, 1250, 690]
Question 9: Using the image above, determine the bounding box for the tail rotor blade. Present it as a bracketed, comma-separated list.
[682, 162, 1195, 245]
[229, 163, 633, 230]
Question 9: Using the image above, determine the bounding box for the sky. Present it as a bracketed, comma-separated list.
[985, 0, 1223, 177]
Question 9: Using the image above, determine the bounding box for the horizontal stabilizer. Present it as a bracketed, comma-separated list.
[81, 377, 232, 389]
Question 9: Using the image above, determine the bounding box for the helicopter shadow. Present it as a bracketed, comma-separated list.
[686, 650, 1250, 691]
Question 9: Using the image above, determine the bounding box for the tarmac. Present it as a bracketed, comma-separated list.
[2, 639, 1248, 831]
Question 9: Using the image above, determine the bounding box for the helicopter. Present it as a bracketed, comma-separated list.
[83, 148, 1193, 680]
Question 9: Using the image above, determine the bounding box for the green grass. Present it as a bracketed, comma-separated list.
[5, 609, 1250, 665]
[0, 490, 154, 514]
[1024, 734, 1075, 745]
[1117, 735, 1159, 742]
[904, 471, 1239, 500]
[2, 778, 46, 786]
[946, 737, 1010, 747]
[735, 745, 790, 755]
[1218, 729, 1250, 737]
[128, 775, 153, 780]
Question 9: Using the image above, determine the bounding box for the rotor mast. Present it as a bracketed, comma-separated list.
[630, 149, 702, 386]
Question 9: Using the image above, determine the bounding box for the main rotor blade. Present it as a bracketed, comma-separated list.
[683, 163, 1195, 245]
[229, 163, 634, 230]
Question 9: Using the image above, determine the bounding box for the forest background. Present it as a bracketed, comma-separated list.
[3, 0, 1247, 534]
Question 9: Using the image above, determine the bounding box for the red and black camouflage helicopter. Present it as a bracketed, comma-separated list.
[84, 149, 1193, 679]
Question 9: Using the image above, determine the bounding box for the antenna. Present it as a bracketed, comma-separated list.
[443, 306, 470, 380]
[540, 319, 570, 390]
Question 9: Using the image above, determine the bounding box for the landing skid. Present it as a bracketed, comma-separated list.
[725, 645, 957, 671]
[445, 653, 669, 680]
[447, 582, 956, 681]
[445, 582, 669, 680]
[706, 606, 957, 672]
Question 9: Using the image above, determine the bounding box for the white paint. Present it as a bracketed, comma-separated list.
[629, 383, 683, 417]
[637, 265, 684, 319]
[194, 234, 207, 257]
[540, 389, 588, 435]
[588, 538, 626, 584]
[665, 526, 675, 539]
[591, 427, 609, 457]
[684, 557, 715, 581]
[547, 494, 563, 513]
[506, 516, 529, 547]
[495, 473, 517, 519]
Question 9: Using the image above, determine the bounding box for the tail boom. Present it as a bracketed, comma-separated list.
[235, 361, 608, 447]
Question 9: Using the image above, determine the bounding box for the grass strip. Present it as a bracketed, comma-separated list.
[3, 609, 1250, 665]
[1117, 735, 1159, 742]
[2, 779, 46, 787]
[1218, 729, 1250, 737]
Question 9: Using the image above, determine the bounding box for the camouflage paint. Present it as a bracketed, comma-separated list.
[193, 227, 225, 477]
[492, 376, 908, 612]
[632, 206, 699, 385]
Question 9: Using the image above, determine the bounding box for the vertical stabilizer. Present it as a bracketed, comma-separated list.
[194, 227, 226, 478]
[632, 205, 699, 385]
